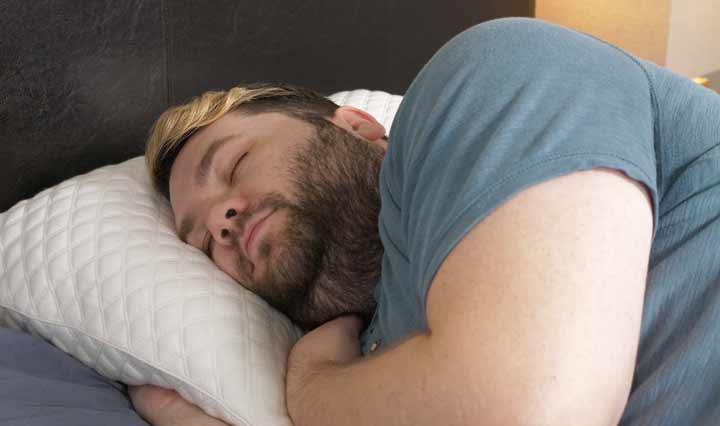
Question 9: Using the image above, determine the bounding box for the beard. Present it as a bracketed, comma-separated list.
[231, 117, 385, 332]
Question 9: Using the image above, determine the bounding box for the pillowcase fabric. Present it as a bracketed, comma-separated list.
[0, 155, 300, 426]
[0, 89, 402, 426]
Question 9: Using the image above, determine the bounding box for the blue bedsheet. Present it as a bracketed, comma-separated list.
[0, 327, 149, 426]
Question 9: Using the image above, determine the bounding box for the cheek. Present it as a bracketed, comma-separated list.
[213, 251, 241, 282]
[213, 247, 256, 289]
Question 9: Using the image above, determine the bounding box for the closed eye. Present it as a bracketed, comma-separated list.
[229, 153, 247, 184]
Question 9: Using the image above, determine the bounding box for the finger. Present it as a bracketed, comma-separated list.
[128, 384, 152, 402]
[127, 385, 191, 425]
[128, 385, 179, 415]
[129, 384, 176, 401]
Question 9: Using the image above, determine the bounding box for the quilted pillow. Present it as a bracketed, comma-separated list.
[0, 89, 402, 426]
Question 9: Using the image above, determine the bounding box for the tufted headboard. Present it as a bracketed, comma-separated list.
[0, 0, 532, 212]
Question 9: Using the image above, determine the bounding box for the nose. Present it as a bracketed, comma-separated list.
[206, 198, 248, 249]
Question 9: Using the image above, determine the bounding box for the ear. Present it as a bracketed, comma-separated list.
[331, 106, 387, 142]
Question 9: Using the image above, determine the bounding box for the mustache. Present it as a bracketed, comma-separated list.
[224, 192, 293, 245]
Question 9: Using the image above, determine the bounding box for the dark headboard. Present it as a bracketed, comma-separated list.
[1, 0, 532, 212]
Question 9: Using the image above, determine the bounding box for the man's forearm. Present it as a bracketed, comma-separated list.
[288, 331, 473, 426]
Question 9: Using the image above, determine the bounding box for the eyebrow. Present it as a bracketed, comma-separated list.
[177, 132, 242, 244]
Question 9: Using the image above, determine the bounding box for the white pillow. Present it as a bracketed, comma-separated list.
[0, 89, 402, 426]
[328, 89, 403, 131]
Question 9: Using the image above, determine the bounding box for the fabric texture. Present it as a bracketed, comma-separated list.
[0, 327, 149, 426]
[0, 89, 401, 426]
[359, 17, 720, 425]
[0, 158, 300, 426]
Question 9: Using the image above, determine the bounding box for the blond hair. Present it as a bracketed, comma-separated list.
[145, 83, 338, 199]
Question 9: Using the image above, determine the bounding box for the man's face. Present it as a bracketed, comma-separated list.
[168, 110, 385, 330]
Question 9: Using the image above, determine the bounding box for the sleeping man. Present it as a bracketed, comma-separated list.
[131, 17, 720, 426]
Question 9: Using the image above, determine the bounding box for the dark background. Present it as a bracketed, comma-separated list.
[0, 0, 532, 212]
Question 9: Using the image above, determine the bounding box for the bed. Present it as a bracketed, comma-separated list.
[0, 1, 532, 425]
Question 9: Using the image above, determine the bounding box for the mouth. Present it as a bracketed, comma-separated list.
[243, 210, 273, 261]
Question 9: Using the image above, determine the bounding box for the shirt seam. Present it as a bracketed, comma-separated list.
[565, 27, 663, 196]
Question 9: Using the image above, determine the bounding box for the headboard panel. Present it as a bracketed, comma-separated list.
[1, 0, 532, 211]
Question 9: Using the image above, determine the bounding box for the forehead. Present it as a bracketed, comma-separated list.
[169, 111, 302, 184]
[192, 110, 297, 143]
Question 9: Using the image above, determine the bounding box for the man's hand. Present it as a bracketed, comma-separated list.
[286, 315, 364, 418]
[128, 316, 363, 426]
[128, 384, 229, 426]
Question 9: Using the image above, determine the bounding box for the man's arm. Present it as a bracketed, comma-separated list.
[288, 167, 653, 426]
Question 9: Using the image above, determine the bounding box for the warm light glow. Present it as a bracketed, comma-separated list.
[535, 0, 671, 65]
[535, 0, 720, 78]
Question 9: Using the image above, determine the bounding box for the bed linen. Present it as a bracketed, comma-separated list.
[0, 327, 149, 426]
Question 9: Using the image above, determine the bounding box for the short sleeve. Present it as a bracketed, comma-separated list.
[384, 18, 659, 325]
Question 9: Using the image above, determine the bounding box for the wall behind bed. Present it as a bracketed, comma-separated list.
[0, 0, 531, 212]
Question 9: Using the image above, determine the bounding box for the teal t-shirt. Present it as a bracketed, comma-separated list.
[360, 17, 720, 424]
